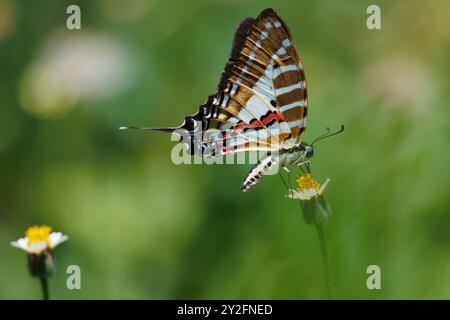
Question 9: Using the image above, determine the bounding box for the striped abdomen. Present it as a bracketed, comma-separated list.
[240, 146, 308, 192]
[240, 155, 278, 192]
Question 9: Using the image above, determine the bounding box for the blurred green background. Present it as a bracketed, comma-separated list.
[1, 0, 449, 299]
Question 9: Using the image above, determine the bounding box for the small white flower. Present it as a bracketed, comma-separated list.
[11, 225, 68, 255]
[286, 173, 330, 201]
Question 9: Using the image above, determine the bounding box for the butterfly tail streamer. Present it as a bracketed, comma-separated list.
[119, 126, 175, 133]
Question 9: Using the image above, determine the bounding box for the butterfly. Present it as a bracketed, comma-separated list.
[122, 8, 322, 192]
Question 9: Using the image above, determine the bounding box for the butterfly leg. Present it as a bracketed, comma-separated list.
[282, 167, 294, 190]
[295, 160, 311, 174]
[279, 166, 296, 197]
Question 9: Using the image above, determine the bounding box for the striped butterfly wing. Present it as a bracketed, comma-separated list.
[155, 8, 307, 156]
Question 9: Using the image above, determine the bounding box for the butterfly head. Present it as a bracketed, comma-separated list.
[304, 144, 315, 158]
[283, 143, 314, 166]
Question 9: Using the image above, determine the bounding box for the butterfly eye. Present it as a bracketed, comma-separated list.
[305, 146, 315, 158]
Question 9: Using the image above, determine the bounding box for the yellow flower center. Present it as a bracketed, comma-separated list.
[296, 173, 321, 192]
[25, 225, 52, 245]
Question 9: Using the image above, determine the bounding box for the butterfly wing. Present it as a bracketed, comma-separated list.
[154, 8, 308, 156]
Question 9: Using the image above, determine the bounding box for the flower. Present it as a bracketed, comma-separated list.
[286, 173, 330, 200]
[286, 173, 332, 224]
[11, 225, 68, 254]
[11, 225, 68, 278]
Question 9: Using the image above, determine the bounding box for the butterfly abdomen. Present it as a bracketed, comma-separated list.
[241, 155, 278, 192]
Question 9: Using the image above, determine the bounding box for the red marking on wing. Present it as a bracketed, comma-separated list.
[249, 119, 264, 128]
[260, 112, 284, 125]
[233, 122, 251, 131]
[230, 112, 284, 133]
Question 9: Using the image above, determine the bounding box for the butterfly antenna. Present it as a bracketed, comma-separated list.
[311, 124, 344, 146]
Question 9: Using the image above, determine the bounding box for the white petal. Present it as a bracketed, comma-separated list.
[301, 190, 312, 200]
[286, 190, 308, 200]
[28, 241, 48, 254]
[307, 188, 318, 198]
[296, 190, 311, 200]
[286, 190, 300, 199]
[318, 178, 330, 195]
[11, 238, 29, 252]
[49, 232, 68, 248]
[287, 188, 325, 201]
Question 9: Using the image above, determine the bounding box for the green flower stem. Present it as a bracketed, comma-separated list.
[299, 195, 333, 298]
[40, 276, 49, 300]
[314, 221, 334, 299]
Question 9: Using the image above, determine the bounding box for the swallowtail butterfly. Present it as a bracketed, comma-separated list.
[123, 8, 318, 192]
